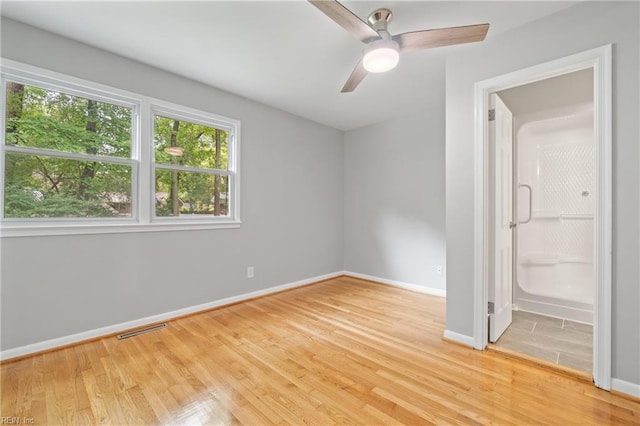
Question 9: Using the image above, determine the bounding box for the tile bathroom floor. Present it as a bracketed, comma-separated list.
[493, 311, 593, 374]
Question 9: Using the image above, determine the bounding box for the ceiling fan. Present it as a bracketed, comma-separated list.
[309, 0, 490, 92]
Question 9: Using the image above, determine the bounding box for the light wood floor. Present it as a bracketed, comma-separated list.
[2, 276, 638, 424]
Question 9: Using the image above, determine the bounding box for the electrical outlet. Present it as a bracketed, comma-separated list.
[247, 266, 254, 278]
[436, 265, 443, 276]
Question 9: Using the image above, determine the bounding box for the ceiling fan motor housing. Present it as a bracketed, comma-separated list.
[368, 8, 393, 32]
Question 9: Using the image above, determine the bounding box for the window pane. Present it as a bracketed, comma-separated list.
[4, 152, 132, 218]
[155, 169, 229, 217]
[5, 82, 132, 158]
[154, 115, 228, 169]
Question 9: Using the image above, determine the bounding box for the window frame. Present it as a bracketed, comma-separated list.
[150, 105, 238, 223]
[0, 59, 241, 237]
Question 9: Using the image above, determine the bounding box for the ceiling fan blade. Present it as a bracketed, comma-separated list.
[309, 0, 379, 43]
[341, 60, 368, 93]
[393, 23, 489, 53]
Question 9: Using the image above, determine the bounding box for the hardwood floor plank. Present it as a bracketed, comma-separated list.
[1, 362, 21, 416]
[1, 277, 638, 424]
[80, 370, 111, 425]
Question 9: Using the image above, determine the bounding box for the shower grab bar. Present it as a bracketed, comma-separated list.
[560, 213, 593, 220]
[518, 183, 532, 224]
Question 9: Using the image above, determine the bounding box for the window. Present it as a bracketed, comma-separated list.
[1, 60, 240, 236]
[153, 110, 232, 219]
[3, 82, 135, 220]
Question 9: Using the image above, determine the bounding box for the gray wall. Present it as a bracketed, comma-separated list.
[0, 18, 344, 351]
[445, 1, 639, 385]
[343, 71, 446, 291]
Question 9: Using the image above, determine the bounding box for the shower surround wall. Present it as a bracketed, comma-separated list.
[515, 104, 594, 324]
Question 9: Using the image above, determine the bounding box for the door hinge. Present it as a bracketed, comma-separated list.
[488, 301, 495, 314]
[488, 109, 495, 121]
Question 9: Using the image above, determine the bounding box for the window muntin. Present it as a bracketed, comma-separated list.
[152, 111, 233, 218]
[3, 80, 135, 220]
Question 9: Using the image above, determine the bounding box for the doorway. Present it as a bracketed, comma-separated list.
[472, 45, 612, 389]
[490, 70, 595, 374]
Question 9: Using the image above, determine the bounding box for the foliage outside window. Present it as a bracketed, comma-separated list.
[1, 61, 240, 236]
[153, 112, 231, 218]
[4, 83, 134, 219]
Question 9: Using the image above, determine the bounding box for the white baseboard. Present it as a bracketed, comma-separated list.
[344, 272, 457, 347]
[0, 271, 343, 361]
[443, 330, 475, 347]
[611, 378, 640, 398]
[343, 271, 446, 297]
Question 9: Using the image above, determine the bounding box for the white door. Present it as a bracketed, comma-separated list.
[489, 93, 513, 343]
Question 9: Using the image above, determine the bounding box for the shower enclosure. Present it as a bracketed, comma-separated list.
[515, 103, 594, 324]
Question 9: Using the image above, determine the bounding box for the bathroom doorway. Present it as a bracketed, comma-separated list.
[490, 70, 595, 374]
[472, 45, 612, 389]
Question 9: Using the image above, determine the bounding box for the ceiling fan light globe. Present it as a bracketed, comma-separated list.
[362, 40, 400, 73]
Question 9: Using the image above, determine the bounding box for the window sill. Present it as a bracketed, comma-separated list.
[0, 220, 242, 237]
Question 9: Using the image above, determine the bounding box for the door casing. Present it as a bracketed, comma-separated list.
[471, 45, 612, 389]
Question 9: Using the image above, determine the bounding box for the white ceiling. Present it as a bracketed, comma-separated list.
[1, 1, 578, 131]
